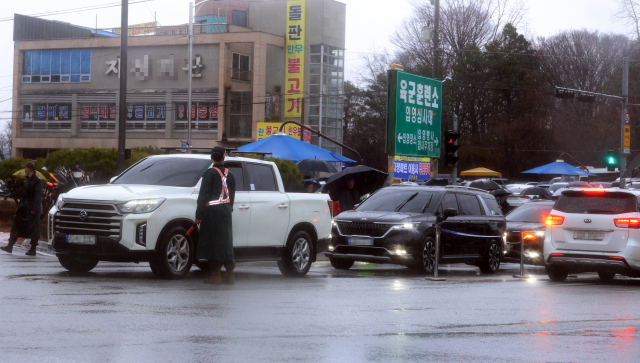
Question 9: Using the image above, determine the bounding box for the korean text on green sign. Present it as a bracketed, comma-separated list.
[387, 70, 442, 158]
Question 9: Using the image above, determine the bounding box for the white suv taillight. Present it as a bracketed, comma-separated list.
[546, 215, 564, 225]
[614, 218, 640, 229]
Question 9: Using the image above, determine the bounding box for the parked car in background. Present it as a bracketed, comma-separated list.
[548, 183, 568, 193]
[536, 182, 553, 189]
[325, 186, 506, 274]
[504, 200, 555, 266]
[544, 188, 640, 282]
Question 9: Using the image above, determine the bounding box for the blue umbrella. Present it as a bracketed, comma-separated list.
[237, 134, 355, 163]
[522, 162, 596, 176]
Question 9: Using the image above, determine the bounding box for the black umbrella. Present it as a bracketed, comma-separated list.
[323, 165, 388, 198]
[520, 187, 552, 196]
[491, 189, 512, 197]
[296, 159, 338, 175]
[469, 180, 502, 191]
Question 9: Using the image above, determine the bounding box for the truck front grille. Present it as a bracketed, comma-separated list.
[54, 202, 123, 239]
[336, 222, 392, 238]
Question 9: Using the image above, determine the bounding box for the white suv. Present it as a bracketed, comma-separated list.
[544, 188, 640, 281]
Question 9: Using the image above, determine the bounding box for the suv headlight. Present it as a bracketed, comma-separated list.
[56, 195, 65, 210]
[117, 198, 166, 214]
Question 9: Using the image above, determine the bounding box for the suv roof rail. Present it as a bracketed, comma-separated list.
[444, 185, 492, 194]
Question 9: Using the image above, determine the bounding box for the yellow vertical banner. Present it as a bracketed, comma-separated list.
[285, 0, 305, 118]
[624, 125, 631, 152]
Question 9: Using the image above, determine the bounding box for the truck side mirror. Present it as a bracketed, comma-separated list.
[443, 208, 458, 220]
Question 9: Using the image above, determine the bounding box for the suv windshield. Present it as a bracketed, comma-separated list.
[357, 189, 437, 213]
[554, 191, 637, 215]
[507, 204, 554, 223]
[113, 157, 212, 187]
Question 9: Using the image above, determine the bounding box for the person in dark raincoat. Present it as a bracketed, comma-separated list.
[337, 177, 360, 211]
[56, 164, 86, 194]
[1, 161, 42, 256]
[195, 146, 236, 284]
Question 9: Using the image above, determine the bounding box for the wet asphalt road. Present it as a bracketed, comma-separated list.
[0, 251, 639, 363]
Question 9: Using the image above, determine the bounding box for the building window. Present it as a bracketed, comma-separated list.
[232, 53, 251, 82]
[173, 102, 218, 132]
[232, 10, 247, 27]
[228, 91, 252, 139]
[23, 49, 91, 83]
[79, 103, 116, 131]
[126, 103, 166, 131]
[20, 103, 72, 131]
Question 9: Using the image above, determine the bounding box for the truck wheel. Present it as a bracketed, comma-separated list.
[330, 258, 354, 270]
[598, 270, 616, 281]
[157, 227, 194, 279]
[479, 241, 501, 274]
[58, 255, 99, 273]
[413, 237, 436, 275]
[278, 231, 313, 277]
[546, 265, 569, 282]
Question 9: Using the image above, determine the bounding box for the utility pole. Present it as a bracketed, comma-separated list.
[117, 0, 128, 173]
[620, 57, 629, 179]
[452, 114, 458, 185]
[432, 0, 440, 80]
[187, 2, 194, 153]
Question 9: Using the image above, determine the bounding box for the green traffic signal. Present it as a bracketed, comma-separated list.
[607, 156, 617, 165]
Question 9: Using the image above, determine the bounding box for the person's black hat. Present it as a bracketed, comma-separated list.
[21, 161, 36, 170]
[72, 164, 84, 172]
[211, 146, 226, 159]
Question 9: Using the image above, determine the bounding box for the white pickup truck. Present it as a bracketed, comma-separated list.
[47, 154, 333, 278]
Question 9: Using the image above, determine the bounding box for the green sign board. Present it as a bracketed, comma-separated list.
[387, 70, 442, 158]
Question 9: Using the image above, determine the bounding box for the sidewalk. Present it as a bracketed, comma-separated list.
[0, 232, 54, 256]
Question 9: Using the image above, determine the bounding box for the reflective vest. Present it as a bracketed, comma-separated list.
[206, 167, 231, 206]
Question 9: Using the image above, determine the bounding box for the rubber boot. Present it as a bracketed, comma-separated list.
[25, 242, 37, 256]
[204, 261, 223, 284]
[0, 241, 15, 254]
[223, 261, 235, 285]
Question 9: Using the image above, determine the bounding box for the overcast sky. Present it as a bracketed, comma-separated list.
[0, 0, 632, 124]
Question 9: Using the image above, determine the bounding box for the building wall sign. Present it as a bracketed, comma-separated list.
[393, 156, 431, 181]
[284, 0, 305, 118]
[112, 22, 157, 36]
[257, 122, 302, 140]
[387, 70, 442, 158]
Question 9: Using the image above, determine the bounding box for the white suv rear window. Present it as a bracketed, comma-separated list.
[555, 191, 637, 215]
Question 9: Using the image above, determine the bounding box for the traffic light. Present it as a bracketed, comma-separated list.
[444, 130, 460, 167]
[554, 87, 575, 99]
[576, 92, 596, 103]
[607, 150, 617, 172]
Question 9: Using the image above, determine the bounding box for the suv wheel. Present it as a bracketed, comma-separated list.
[414, 237, 436, 275]
[58, 255, 99, 273]
[546, 265, 569, 282]
[157, 227, 194, 279]
[278, 231, 313, 277]
[598, 270, 616, 281]
[330, 258, 354, 270]
[479, 241, 500, 273]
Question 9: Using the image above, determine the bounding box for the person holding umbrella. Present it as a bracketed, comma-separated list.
[1, 161, 43, 256]
[491, 189, 512, 214]
[338, 177, 360, 212]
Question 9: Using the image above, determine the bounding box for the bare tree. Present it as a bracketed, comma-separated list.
[0, 122, 11, 160]
[616, 0, 640, 41]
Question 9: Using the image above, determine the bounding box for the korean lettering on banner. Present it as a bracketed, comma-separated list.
[35, 103, 72, 121]
[81, 103, 115, 121]
[273, 95, 280, 116]
[256, 122, 301, 141]
[265, 94, 271, 116]
[393, 159, 431, 181]
[174, 102, 216, 121]
[303, 129, 311, 143]
[285, 1, 305, 118]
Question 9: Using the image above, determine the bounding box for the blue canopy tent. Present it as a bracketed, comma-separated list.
[522, 162, 596, 176]
[237, 134, 356, 163]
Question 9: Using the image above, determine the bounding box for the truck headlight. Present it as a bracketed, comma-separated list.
[56, 195, 65, 210]
[117, 198, 166, 214]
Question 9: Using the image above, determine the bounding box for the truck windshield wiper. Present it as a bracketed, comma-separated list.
[395, 193, 418, 212]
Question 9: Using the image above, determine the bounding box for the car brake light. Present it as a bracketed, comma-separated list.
[609, 256, 624, 260]
[582, 189, 605, 193]
[614, 218, 640, 229]
[546, 215, 564, 225]
[523, 233, 536, 239]
[550, 253, 564, 256]
[327, 200, 333, 219]
[331, 201, 341, 217]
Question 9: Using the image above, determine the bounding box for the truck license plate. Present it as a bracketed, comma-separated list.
[573, 231, 605, 241]
[348, 237, 373, 246]
[66, 235, 96, 245]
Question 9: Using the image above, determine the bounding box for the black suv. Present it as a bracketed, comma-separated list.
[325, 186, 507, 274]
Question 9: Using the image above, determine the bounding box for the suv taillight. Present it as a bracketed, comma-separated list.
[327, 200, 333, 219]
[546, 215, 564, 225]
[614, 218, 640, 229]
